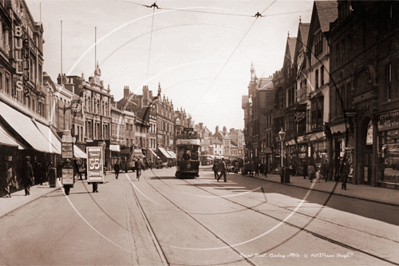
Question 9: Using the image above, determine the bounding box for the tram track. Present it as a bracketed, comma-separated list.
[134, 172, 260, 266]
[138, 170, 399, 265]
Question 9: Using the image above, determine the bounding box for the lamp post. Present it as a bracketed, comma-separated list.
[278, 128, 286, 169]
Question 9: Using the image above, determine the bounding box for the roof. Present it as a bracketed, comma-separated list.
[314, 1, 338, 32]
[298, 23, 310, 47]
[288, 37, 297, 61]
[212, 139, 222, 145]
[258, 77, 273, 90]
[258, 78, 274, 91]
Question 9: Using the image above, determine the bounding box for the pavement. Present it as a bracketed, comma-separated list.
[1, 168, 398, 220]
[201, 165, 399, 207]
[0, 180, 62, 219]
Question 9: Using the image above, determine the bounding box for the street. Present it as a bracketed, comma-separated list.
[0, 167, 398, 266]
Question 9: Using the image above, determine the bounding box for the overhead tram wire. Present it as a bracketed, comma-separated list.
[190, 0, 277, 112]
[146, 2, 157, 82]
[124, 0, 336, 19]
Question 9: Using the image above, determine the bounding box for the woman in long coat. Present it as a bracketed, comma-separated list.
[20, 157, 34, 196]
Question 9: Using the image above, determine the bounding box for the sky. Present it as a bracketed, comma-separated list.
[26, 0, 315, 133]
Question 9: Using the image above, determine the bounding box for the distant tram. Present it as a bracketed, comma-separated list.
[175, 128, 200, 179]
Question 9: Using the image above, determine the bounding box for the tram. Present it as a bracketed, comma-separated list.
[175, 129, 200, 179]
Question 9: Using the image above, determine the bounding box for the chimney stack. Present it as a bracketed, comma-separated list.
[124, 86, 130, 99]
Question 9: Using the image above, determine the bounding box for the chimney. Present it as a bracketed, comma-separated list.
[199, 123, 203, 129]
[57, 73, 67, 85]
[215, 126, 219, 133]
[223, 126, 227, 133]
[143, 85, 149, 106]
[124, 86, 130, 99]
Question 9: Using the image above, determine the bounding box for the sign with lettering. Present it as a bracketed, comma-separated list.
[176, 139, 200, 145]
[61, 143, 73, 159]
[87, 146, 104, 182]
[62, 168, 74, 185]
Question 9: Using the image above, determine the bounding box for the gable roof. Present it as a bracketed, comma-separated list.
[288, 37, 297, 60]
[282, 36, 297, 72]
[258, 77, 273, 90]
[314, 1, 338, 33]
[298, 23, 310, 48]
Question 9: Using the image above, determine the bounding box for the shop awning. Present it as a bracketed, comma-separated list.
[168, 151, 176, 158]
[330, 124, 346, 134]
[74, 145, 87, 159]
[34, 121, 62, 154]
[149, 149, 160, 159]
[158, 147, 173, 158]
[0, 124, 25, 149]
[0, 102, 58, 153]
[109, 144, 120, 152]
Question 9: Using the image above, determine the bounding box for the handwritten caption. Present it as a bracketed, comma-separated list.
[240, 252, 354, 259]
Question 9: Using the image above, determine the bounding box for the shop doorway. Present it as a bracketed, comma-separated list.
[359, 117, 372, 185]
[363, 145, 372, 184]
[334, 139, 342, 180]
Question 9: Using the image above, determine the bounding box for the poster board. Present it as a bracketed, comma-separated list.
[62, 143, 73, 159]
[62, 168, 74, 185]
[86, 146, 104, 183]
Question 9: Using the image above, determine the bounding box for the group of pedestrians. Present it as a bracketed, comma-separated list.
[114, 158, 143, 181]
[212, 158, 227, 182]
[301, 158, 350, 189]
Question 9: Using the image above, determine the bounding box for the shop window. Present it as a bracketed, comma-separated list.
[311, 98, 323, 130]
[386, 63, 392, 101]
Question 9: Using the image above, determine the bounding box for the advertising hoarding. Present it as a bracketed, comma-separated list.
[87, 146, 104, 183]
[62, 168, 74, 185]
[61, 143, 73, 159]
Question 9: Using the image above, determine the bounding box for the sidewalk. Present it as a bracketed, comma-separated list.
[247, 172, 399, 207]
[0, 181, 62, 219]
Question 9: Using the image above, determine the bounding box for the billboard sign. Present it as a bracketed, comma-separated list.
[176, 139, 201, 145]
[62, 168, 74, 185]
[62, 143, 73, 159]
[87, 146, 104, 183]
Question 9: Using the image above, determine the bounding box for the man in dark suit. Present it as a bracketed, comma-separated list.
[217, 158, 227, 182]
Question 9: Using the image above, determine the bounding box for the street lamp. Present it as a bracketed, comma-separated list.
[278, 128, 286, 169]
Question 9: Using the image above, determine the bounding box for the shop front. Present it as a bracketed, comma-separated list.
[378, 111, 399, 189]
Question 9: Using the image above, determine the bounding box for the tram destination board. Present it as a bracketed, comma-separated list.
[184, 127, 193, 131]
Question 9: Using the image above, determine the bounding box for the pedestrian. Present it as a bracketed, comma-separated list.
[302, 160, 308, 179]
[5, 162, 15, 198]
[0, 161, 12, 198]
[20, 157, 34, 196]
[263, 163, 268, 177]
[57, 161, 63, 180]
[136, 158, 142, 180]
[341, 160, 350, 190]
[46, 161, 53, 184]
[235, 161, 239, 174]
[321, 160, 329, 182]
[307, 163, 316, 183]
[212, 160, 219, 179]
[114, 159, 120, 179]
[254, 162, 259, 176]
[217, 158, 227, 182]
[239, 159, 244, 175]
